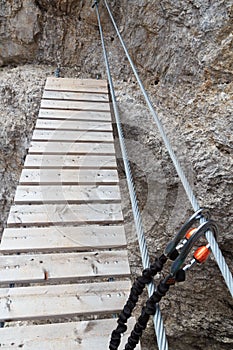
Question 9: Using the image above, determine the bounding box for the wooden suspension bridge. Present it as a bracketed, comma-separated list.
[0, 77, 141, 349]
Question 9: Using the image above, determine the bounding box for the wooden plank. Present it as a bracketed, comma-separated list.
[45, 77, 108, 87]
[19, 169, 119, 185]
[0, 225, 127, 253]
[43, 90, 109, 102]
[14, 185, 121, 204]
[0, 251, 130, 284]
[7, 203, 123, 227]
[38, 109, 112, 121]
[35, 119, 112, 131]
[45, 77, 108, 93]
[0, 280, 131, 321]
[41, 100, 110, 112]
[0, 318, 141, 350]
[32, 129, 114, 142]
[28, 141, 115, 155]
[24, 154, 117, 169]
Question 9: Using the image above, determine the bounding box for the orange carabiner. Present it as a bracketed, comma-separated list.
[194, 246, 210, 263]
[185, 228, 197, 240]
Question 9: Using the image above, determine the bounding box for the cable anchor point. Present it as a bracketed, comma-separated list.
[92, 0, 100, 8]
[54, 67, 60, 78]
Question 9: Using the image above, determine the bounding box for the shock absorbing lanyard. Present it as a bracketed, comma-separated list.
[109, 209, 218, 350]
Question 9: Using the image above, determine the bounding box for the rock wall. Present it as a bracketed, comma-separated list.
[0, 0, 41, 66]
[120, 0, 233, 85]
[0, 65, 52, 234]
[1, 1, 232, 85]
[0, 1, 232, 349]
[115, 80, 233, 350]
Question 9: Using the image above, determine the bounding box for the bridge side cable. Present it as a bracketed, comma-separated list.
[94, 2, 169, 350]
[102, 0, 233, 299]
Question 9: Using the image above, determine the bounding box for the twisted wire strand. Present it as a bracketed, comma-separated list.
[103, 0, 233, 299]
[94, 4, 169, 350]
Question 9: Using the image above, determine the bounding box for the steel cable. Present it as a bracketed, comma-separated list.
[102, 0, 233, 299]
[94, 3, 169, 350]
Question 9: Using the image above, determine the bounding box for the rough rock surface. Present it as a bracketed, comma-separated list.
[0, 1, 232, 349]
[115, 80, 233, 350]
[1, 1, 232, 85]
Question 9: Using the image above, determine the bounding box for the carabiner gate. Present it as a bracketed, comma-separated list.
[164, 208, 210, 259]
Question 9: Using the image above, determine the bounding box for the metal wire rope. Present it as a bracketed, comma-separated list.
[102, 0, 233, 299]
[94, 3, 169, 350]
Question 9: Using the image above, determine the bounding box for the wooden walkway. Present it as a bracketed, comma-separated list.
[0, 78, 140, 349]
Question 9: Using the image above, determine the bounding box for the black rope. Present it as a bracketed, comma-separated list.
[123, 270, 186, 350]
[123, 281, 170, 350]
[109, 254, 167, 350]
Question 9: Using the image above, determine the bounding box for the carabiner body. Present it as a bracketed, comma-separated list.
[164, 208, 210, 258]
